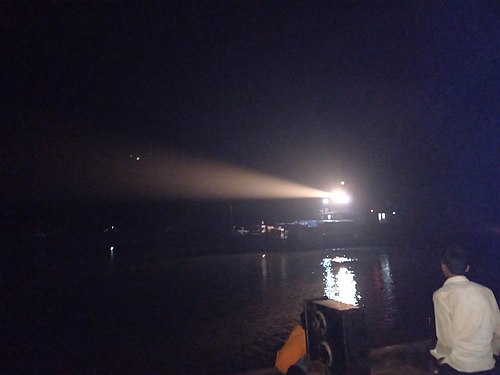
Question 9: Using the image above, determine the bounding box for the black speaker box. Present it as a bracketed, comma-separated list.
[305, 299, 370, 375]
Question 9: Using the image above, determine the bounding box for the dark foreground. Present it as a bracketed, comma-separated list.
[1, 224, 498, 374]
[239, 339, 500, 375]
[239, 340, 436, 375]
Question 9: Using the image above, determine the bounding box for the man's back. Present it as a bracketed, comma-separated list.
[432, 275, 499, 372]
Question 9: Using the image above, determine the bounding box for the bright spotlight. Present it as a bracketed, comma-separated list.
[322, 198, 330, 205]
[331, 189, 350, 204]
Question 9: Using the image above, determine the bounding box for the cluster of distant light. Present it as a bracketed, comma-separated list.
[369, 209, 397, 223]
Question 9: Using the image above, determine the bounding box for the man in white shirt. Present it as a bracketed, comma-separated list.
[431, 246, 500, 375]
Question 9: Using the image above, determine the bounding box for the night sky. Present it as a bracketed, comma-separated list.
[1, 2, 499, 232]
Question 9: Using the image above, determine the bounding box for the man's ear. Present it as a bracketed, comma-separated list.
[441, 262, 449, 277]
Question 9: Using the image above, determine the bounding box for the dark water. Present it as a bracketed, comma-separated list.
[1, 235, 499, 375]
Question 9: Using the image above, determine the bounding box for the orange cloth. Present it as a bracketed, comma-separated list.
[275, 325, 306, 373]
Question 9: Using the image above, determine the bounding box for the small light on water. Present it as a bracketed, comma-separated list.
[110, 246, 114, 251]
[262, 254, 266, 258]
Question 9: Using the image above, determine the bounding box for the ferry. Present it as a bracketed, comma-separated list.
[232, 184, 402, 247]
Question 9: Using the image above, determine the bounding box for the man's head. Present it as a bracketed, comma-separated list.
[440, 245, 470, 278]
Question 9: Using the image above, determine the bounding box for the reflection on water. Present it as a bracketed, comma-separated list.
[379, 254, 395, 301]
[279, 253, 287, 281]
[321, 256, 360, 305]
[4, 245, 459, 374]
[370, 253, 396, 334]
[380, 254, 393, 284]
[261, 253, 268, 280]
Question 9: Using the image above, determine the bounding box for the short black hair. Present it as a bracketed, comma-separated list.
[440, 245, 469, 275]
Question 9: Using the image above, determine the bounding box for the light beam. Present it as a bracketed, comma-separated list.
[107, 149, 329, 200]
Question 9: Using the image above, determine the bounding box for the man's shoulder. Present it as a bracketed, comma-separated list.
[467, 280, 495, 294]
[462, 280, 498, 306]
[433, 285, 449, 300]
[434, 277, 471, 297]
[435, 276, 495, 297]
